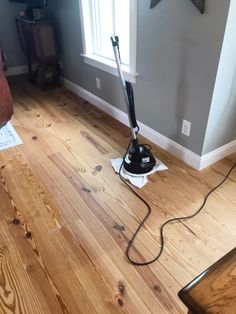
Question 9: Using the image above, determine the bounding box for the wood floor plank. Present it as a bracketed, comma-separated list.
[0, 150, 98, 314]
[0, 79, 235, 313]
[0, 219, 44, 314]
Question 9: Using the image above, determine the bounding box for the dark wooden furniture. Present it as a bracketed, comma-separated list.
[16, 17, 60, 86]
[0, 48, 13, 127]
[178, 247, 236, 313]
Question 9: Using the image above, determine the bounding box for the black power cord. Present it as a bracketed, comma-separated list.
[119, 141, 236, 266]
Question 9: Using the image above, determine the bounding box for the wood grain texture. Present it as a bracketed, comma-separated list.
[0, 78, 235, 313]
[178, 247, 236, 313]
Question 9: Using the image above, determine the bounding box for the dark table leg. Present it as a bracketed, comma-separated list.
[28, 57, 34, 83]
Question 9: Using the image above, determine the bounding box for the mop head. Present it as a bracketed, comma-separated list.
[111, 157, 168, 188]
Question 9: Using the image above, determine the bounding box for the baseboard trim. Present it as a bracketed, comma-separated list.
[63, 78, 235, 170]
[200, 140, 236, 170]
[5, 65, 28, 77]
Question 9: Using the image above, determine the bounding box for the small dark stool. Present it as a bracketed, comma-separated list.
[178, 247, 236, 313]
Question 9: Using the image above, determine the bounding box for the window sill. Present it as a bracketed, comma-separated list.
[81, 54, 138, 84]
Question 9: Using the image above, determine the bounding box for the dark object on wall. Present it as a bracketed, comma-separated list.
[150, 0, 162, 9]
[190, 0, 205, 14]
[16, 17, 60, 87]
[150, 0, 205, 14]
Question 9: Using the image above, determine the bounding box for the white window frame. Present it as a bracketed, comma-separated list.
[79, 0, 138, 83]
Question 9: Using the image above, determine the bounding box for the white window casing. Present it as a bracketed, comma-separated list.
[79, 0, 138, 83]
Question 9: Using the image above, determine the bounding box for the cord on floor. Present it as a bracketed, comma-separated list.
[119, 142, 236, 266]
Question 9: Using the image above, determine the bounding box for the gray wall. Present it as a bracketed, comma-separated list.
[0, 1, 26, 67]
[202, 0, 236, 154]
[49, 0, 230, 155]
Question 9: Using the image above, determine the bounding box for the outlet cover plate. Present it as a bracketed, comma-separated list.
[96, 77, 101, 90]
[182, 119, 191, 136]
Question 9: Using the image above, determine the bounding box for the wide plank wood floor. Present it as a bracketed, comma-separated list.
[0, 79, 235, 313]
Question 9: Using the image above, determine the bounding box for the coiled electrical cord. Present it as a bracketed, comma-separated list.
[119, 141, 236, 266]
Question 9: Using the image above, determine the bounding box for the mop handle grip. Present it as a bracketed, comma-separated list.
[110, 36, 119, 47]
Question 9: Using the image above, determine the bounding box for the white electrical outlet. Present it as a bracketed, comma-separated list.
[181, 119, 191, 136]
[96, 77, 101, 90]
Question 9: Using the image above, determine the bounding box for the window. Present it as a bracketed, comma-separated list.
[79, 0, 137, 83]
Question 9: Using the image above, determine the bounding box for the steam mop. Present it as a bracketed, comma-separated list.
[111, 36, 156, 175]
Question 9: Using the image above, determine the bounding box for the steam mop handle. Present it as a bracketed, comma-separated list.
[111, 36, 137, 141]
[110, 36, 126, 88]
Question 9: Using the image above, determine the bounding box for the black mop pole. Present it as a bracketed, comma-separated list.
[111, 36, 139, 146]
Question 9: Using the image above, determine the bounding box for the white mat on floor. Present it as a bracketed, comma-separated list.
[0, 122, 23, 151]
[111, 157, 168, 188]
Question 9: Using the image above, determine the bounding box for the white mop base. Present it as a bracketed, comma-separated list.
[111, 157, 168, 188]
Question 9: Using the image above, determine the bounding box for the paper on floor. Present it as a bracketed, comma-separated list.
[0, 122, 23, 151]
[111, 157, 168, 188]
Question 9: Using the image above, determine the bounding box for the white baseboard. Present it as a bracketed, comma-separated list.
[63, 78, 235, 170]
[5, 65, 28, 77]
[200, 140, 236, 170]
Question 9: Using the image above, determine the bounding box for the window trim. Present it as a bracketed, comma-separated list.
[79, 0, 138, 83]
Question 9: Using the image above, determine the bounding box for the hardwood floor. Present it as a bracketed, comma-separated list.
[0, 79, 235, 313]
